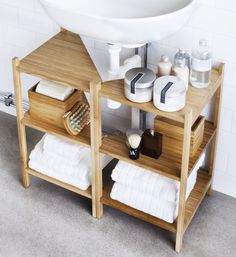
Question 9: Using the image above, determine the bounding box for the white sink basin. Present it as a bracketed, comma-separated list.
[39, 0, 196, 46]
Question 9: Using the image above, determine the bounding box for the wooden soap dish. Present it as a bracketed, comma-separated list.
[63, 102, 90, 136]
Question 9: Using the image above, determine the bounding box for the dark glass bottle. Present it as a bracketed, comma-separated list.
[140, 129, 162, 159]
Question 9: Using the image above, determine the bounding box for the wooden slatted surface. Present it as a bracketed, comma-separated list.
[102, 185, 177, 233]
[184, 170, 212, 232]
[102, 169, 211, 234]
[19, 31, 101, 92]
[100, 121, 216, 181]
[23, 112, 91, 147]
[27, 168, 92, 199]
[100, 69, 222, 125]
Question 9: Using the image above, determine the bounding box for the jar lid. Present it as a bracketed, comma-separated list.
[154, 76, 186, 98]
[125, 68, 156, 89]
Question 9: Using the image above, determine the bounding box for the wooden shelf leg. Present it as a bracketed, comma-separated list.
[175, 109, 193, 253]
[12, 57, 30, 188]
[90, 80, 103, 218]
[208, 64, 224, 195]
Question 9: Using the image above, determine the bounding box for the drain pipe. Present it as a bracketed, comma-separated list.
[0, 91, 29, 111]
[139, 43, 150, 131]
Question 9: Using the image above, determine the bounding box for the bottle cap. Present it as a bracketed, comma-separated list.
[161, 55, 169, 63]
[199, 39, 207, 48]
[174, 56, 186, 68]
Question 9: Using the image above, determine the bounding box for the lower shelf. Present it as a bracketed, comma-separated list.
[26, 167, 92, 199]
[101, 169, 211, 234]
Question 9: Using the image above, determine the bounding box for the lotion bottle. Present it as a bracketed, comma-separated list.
[157, 55, 172, 76]
[173, 50, 189, 89]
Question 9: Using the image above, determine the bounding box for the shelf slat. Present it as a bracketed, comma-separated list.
[100, 121, 216, 181]
[26, 168, 92, 199]
[100, 69, 222, 125]
[19, 31, 101, 92]
[101, 169, 211, 234]
[102, 186, 177, 233]
[22, 112, 90, 147]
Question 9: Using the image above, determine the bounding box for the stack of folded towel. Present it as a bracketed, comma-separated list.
[36, 80, 75, 101]
[28, 134, 111, 190]
[110, 154, 205, 223]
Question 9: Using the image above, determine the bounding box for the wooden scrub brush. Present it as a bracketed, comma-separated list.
[63, 102, 90, 136]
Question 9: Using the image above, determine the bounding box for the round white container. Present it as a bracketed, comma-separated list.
[153, 76, 186, 112]
[124, 68, 156, 103]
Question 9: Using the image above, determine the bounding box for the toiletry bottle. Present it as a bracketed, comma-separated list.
[140, 129, 162, 159]
[173, 50, 189, 89]
[157, 55, 172, 76]
[190, 39, 212, 88]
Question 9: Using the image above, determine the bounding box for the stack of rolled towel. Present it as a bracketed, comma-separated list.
[110, 153, 205, 223]
[28, 134, 112, 190]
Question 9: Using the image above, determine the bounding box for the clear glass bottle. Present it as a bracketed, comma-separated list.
[190, 39, 212, 88]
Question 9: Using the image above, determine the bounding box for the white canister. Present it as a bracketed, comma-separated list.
[124, 68, 156, 103]
[153, 76, 186, 112]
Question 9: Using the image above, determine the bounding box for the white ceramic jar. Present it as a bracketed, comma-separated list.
[153, 76, 186, 112]
[124, 68, 156, 103]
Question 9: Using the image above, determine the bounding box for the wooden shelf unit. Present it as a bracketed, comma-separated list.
[12, 30, 224, 253]
[13, 30, 102, 218]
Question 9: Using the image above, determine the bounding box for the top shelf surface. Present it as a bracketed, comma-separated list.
[19, 31, 101, 92]
[101, 68, 223, 125]
[18, 30, 223, 124]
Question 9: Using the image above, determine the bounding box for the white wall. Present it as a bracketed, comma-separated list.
[0, 0, 236, 197]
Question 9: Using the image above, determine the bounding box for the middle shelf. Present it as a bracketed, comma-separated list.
[22, 110, 215, 181]
[22, 112, 91, 147]
[100, 121, 216, 181]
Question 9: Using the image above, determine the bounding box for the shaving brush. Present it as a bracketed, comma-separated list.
[128, 134, 141, 160]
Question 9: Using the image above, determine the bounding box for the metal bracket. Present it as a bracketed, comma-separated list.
[4, 93, 13, 107]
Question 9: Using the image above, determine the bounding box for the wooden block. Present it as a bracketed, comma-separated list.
[28, 83, 87, 129]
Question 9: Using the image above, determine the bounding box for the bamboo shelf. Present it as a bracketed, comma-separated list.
[12, 30, 224, 253]
[101, 69, 222, 125]
[101, 121, 216, 181]
[102, 169, 212, 233]
[23, 112, 91, 147]
[27, 168, 92, 199]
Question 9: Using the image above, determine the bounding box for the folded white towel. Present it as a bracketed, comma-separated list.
[36, 79, 74, 101]
[111, 154, 205, 203]
[110, 182, 178, 223]
[43, 134, 88, 165]
[29, 137, 112, 190]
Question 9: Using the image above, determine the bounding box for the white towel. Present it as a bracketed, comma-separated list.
[43, 134, 89, 165]
[111, 154, 205, 203]
[36, 79, 74, 101]
[110, 182, 178, 223]
[29, 137, 112, 190]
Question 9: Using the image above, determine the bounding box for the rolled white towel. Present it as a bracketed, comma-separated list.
[43, 134, 87, 165]
[111, 154, 204, 203]
[36, 79, 74, 101]
[110, 182, 178, 223]
[29, 136, 112, 190]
